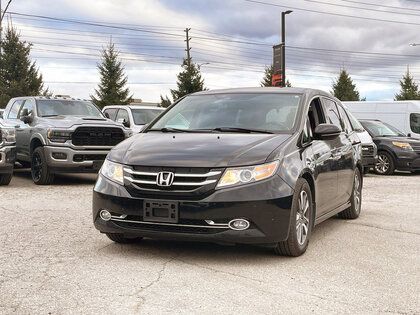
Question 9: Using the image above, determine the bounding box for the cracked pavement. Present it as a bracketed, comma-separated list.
[0, 169, 419, 314]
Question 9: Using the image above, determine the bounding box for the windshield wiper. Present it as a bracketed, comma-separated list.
[207, 127, 274, 134]
[41, 114, 60, 117]
[147, 127, 203, 133]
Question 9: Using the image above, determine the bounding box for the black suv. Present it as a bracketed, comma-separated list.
[360, 119, 420, 175]
[3, 96, 130, 184]
[93, 88, 363, 256]
[0, 120, 16, 185]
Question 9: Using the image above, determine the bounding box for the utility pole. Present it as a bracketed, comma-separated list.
[184, 28, 191, 67]
[281, 10, 292, 87]
[1, 0, 13, 54]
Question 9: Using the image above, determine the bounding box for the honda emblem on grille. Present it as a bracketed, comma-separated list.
[156, 171, 175, 187]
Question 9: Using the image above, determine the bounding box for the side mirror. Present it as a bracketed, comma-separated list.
[117, 118, 130, 128]
[20, 109, 33, 124]
[104, 112, 110, 119]
[0, 112, 3, 119]
[407, 133, 412, 138]
[314, 123, 341, 140]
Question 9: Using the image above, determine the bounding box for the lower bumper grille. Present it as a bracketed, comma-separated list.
[73, 154, 107, 162]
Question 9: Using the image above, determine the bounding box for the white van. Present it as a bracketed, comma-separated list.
[343, 101, 420, 139]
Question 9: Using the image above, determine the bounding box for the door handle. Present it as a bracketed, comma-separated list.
[352, 140, 361, 145]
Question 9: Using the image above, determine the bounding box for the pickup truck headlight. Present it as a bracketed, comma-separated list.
[392, 142, 413, 151]
[1, 127, 16, 143]
[100, 159, 124, 185]
[47, 130, 73, 143]
[217, 160, 279, 188]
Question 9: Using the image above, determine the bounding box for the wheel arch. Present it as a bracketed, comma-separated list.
[300, 170, 316, 227]
[30, 136, 45, 155]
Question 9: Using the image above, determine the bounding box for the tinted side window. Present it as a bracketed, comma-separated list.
[337, 104, 353, 134]
[323, 99, 342, 130]
[104, 108, 118, 121]
[18, 99, 35, 118]
[8, 100, 23, 119]
[410, 113, 420, 134]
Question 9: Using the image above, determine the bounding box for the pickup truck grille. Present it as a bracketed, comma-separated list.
[362, 144, 376, 157]
[123, 166, 224, 200]
[72, 127, 125, 146]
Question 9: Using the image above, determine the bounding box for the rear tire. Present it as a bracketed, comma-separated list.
[106, 233, 143, 244]
[274, 178, 313, 257]
[374, 151, 395, 175]
[0, 173, 13, 185]
[339, 168, 362, 220]
[31, 147, 55, 185]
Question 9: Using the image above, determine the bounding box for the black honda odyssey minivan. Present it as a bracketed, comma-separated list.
[93, 88, 363, 256]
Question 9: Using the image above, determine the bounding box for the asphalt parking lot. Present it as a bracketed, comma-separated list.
[0, 169, 419, 314]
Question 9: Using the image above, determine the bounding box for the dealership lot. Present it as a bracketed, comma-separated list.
[0, 170, 419, 314]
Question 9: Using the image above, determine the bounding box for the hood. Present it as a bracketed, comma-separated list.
[108, 132, 291, 168]
[38, 115, 124, 129]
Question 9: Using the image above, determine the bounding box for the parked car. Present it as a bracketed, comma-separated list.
[93, 87, 363, 257]
[343, 100, 420, 139]
[0, 120, 16, 185]
[103, 105, 165, 133]
[359, 119, 420, 175]
[343, 106, 377, 173]
[3, 96, 131, 185]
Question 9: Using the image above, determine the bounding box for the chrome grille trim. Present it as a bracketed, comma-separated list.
[110, 216, 229, 229]
[124, 168, 221, 177]
[124, 176, 217, 186]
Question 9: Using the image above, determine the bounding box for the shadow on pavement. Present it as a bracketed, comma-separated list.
[13, 168, 97, 185]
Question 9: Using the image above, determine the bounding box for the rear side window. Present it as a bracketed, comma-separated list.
[410, 113, 420, 134]
[8, 100, 23, 119]
[323, 98, 342, 130]
[104, 108, 118, 120]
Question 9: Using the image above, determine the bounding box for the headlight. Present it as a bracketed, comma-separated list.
[217, 160, 279, 188]
[47, 130, 72, 143]
[1, 127, 16, 143]
[100, 159, 124, 185]
[392, 142, 413, 151]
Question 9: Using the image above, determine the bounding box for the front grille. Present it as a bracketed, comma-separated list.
[411, 143, 420, 154]
[362, 145, 375, 157]
[72, 127, 125, 146]
[123, 166, 224, 199]
[73, 154, 107, 162]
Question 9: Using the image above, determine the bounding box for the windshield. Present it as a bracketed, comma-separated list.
[346, 110, 364, 131]
[132, 108, 163, 125]
[37, 100, 103, 117]
[361, 120, 405, 137]
[149, 93, 302, 133]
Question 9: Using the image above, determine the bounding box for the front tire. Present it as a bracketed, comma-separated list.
[374, 151, 395, 175]
[106, 233, 143, 244]
[0, 173, 13, 185]
[274, 178, 313, 257]
[339, 168, 362, 219]
[31, 147, 55, 185]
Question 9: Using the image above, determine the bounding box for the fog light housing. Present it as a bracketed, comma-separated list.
[100, 210, 112, 221]
[228, 219, 250, 231]
[52, 152, 67, 160]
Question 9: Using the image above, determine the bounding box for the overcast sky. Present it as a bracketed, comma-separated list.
[2, 0, 420, 102]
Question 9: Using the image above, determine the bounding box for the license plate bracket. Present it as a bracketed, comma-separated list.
[143, 200, 179, 223]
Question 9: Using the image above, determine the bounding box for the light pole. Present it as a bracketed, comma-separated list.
[409, 43, 419, 47]
[198, 62, 210, 70]
[281, 10, 292, 87]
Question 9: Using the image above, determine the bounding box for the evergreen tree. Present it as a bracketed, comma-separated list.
[260, 65, 292, 87]
[159, 95, 172, 108]
[170, 58, 206, 100]
[331, 69, 360, 101]
[91, 42, 132, 109]
[394, 68, 420, 100]
[0, 26, 45, 108]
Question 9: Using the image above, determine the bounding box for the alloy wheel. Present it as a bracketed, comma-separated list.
[296, 190, 310, 246]
[32, 152, 42, 181]
[375, 154, 389, 174]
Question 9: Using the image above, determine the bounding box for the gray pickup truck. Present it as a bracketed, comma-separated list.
[0, 120, 16, 185]
[3, 96, 130, 185]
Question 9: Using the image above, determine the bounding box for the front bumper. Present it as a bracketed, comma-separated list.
[395, 151, 420, 171]
[44, 146, 109, 173]
[93, 174, 295, 245]
[362, 156, 377, 169]
[0, 145, 16, 174]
